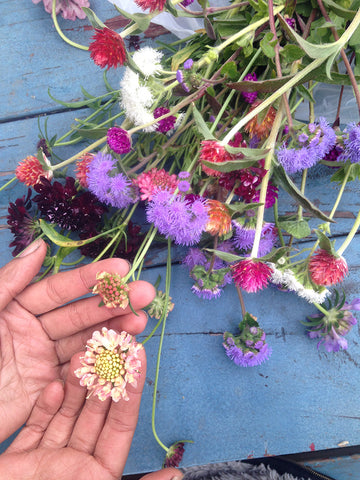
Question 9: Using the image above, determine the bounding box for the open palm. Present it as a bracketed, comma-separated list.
[0, 239, 155, 443]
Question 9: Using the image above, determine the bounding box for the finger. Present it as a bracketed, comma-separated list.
[0, 239, 46, 312]
[16, 257, 131, 315]
[55, 309, 148, 364]
[6, 380, 64, 453]
[39, 279, 155, 340]
[40, 354, 86, 448]
[141, 468, 183, 480]
[93, 347, 147, 478]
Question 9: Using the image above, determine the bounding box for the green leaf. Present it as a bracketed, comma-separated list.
[82, 8, 106, 28]
[260, 246, 290, 263]
[279, 44, 305, 63]
[221, 62, 239, 81]
[315, 230, 336, 254]
[295, 84, 315, 103]
[206, 249, 243, 263]
[272, 164, 335, 222]
[171, 44, 199, 71]
[113, 5, 151, 32]
[227, 202, 262, 215]
[260, 31, 276, 58]
[48, 89, 118, 109]
[322, 0, 357, 19]
[192, 104, 215, 140]
[71, 126, 108, 139]
[278, 218, 311, 238]
[53, 246, 77, 271]
[202, 158, 258, 173]
[224, 146, 269, 158]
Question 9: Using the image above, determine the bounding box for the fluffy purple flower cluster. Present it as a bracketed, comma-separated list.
[306, 296, 360, 352]
[276, 117, 336, 174]
[232, 221, 277, 257]
[146, 190, 209, 245]
[87, 152, 137, 209]
[339, 123, 360, 164]
[223, 313, 272, 367]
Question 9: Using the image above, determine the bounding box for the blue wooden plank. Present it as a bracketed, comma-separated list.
[304, 456, 360, 480]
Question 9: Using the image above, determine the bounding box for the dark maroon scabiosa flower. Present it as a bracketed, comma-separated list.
[89, 28, 126, 69]
[79, 221, 145, 262]
[135, 0, 166, 13]
[33, 177, 106, 232]
[153, 107, 176, 133]
[7, 189, 40, 256]
[107, 127, 132, 154]
[163, 441, 185, 468]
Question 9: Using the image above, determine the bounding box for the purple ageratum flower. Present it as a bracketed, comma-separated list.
[87, 152, 136, 208]
[178, 180, 190, 192]
[176, 70, 184, 83]
[183, 247, 207, 270]
[232, 221, 277, 257]
[242, 72, 258, 104]
[178, 171, 190, 179]
[340, 123, 360, 164]
[153, 107, 176, 133]
[183, 58, 194, 69]
[146, 190, 209, 245]
[107, 126, 132, 154]
[277, 118, 336, 174]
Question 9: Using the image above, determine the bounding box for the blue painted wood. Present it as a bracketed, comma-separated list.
[304, 456, 360, 479]
[1, 1, 360, 478]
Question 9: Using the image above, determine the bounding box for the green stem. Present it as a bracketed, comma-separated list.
[273, 198, 285, 247]
[337, 207, 360, 256]
[314, 302, 329, 316]
[0, 176, 17, 192]
[123, 227, 157, 282]
[250, 104, 284, 258]
[151, 238, 172, 453]
[52, 0, 88, 50]
[52, 136, 107, 171]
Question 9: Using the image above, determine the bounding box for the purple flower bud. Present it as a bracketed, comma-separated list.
[176, 70, 184, 83]
[184, 58, 194, 70]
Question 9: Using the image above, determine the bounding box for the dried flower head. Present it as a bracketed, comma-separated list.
[92, 271, 131, 309]
[308, 249, 348, 287]
[15, 154, 52, 186]
[74, 327, 143, 402]
[146, 290, 175, 320]
[244, 101, 277, 140]
[205, 200, 232, 236]
[89, 28, 126, 69]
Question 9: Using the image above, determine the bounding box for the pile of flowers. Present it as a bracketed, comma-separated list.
[6, 0, 360, 466]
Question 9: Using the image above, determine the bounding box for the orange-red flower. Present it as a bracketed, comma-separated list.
[89, 28, 126, 69]
[244, 100, 277, 140]
[309, 249, 348, 286]
[15, 154, 52, 186]
[199, 140, 232, 177]
[135, 0, 166, 13]
[205, 199, 232, 236]
[75, 153, 94, 188]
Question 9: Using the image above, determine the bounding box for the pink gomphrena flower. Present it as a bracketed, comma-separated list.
[308, 249, 348, 286]
[199, 140, 232, 177]
[231, 259, 272, 293]
[107, 126, 132, 154]
[92, 271, 131, 309]
[89, 28, 126, 69]
[135, 0, 166, 13]
[153, 107, 176, 133]
[205, 200, 232, 236]
[15, 154, 52, 187]
[134, 168, 179, 201]
[74, 327, 143, 402]
[75, 153, 94, 188]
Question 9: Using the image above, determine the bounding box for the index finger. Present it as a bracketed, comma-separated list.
[16, 258, 130, 315]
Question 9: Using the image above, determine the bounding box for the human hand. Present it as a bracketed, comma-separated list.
[0, 351, 180, 480]
[0, 239, 155, 443]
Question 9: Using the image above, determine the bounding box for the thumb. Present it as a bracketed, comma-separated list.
[0, 239, 47, 310]
[141, 468, 183, 480]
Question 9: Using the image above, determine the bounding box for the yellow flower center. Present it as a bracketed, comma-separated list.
[94, 350, 125, 382]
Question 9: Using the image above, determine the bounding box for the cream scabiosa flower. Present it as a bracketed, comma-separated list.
[75, 327, 143, 402]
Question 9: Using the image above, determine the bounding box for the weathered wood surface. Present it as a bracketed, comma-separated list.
[1, 2, 360, 478]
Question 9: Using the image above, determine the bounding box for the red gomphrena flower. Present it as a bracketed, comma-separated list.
[308, 249, 348, 286]
[107, 127, 132, 154]
[15, 154, 52, 186]
[75, 153, 94, 188]
[231, 259, 272, 293]
[89, 28, 126, 69]
[205, 199, 232, 236]
[199, 140, 232, 177]
[244, 100, 277, 140]
[135, 0, 166, 13]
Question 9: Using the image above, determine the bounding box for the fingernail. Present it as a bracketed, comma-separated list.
[171, 476, 183, 480]
[18, 239, 43, 258]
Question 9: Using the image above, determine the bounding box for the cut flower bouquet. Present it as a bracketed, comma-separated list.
[5, 0, 360, 466]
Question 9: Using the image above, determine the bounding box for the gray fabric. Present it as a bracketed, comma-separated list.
[182, 461, 311, 480]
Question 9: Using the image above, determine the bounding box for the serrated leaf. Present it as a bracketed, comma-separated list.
[82, 7, 106, 28]
[192, 104, 215, 140]
[272, 163, 335, 222]
[279, 219, 311, 238]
